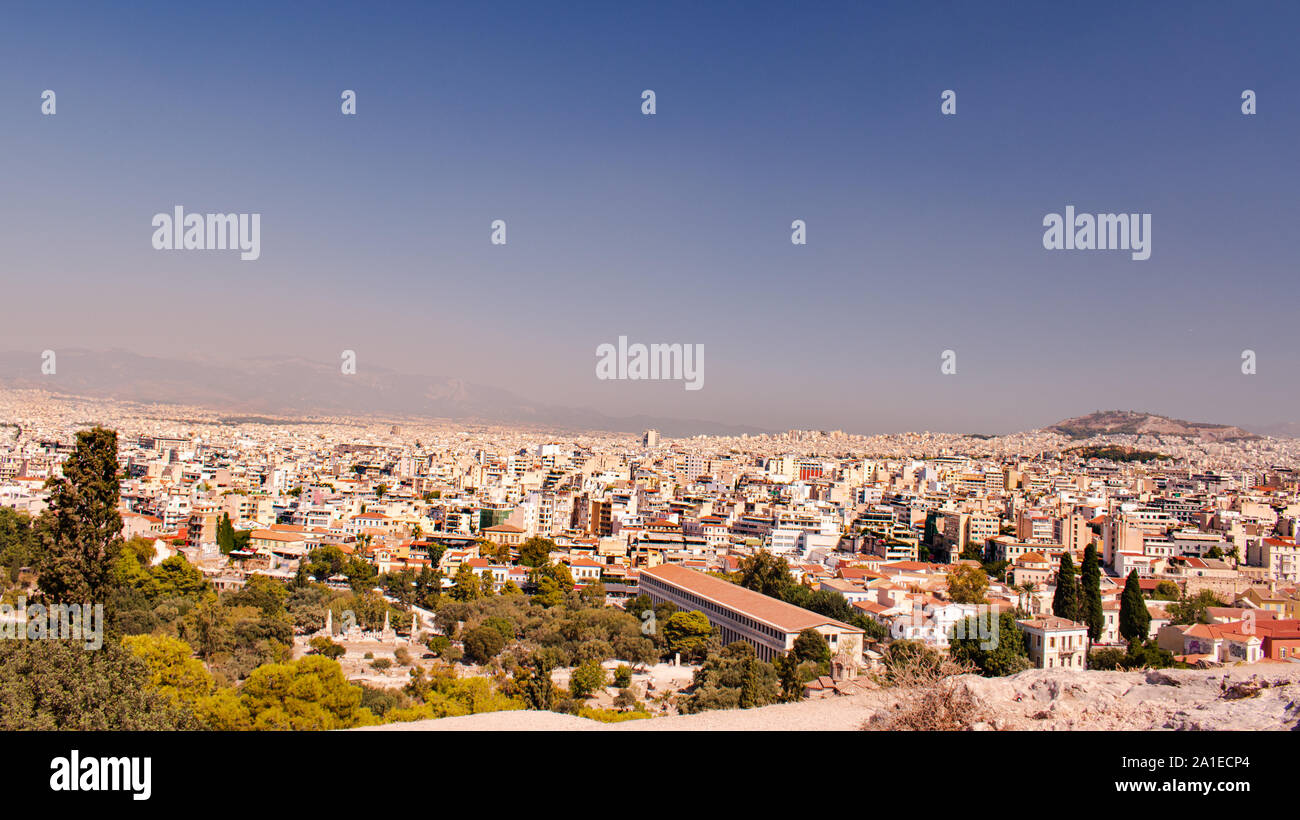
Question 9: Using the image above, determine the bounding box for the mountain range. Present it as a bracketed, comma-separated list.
[0, 349, 762, 438]
[0, 351, 1293, 440]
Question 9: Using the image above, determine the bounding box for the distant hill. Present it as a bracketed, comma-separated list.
[1046, 410, 1259, 442]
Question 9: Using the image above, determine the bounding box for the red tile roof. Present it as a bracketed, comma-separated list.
[640, 564, 862, 635]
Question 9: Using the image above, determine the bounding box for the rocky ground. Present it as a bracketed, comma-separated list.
[361, 664, 1300, 731]
[945, 664, 1300, 731]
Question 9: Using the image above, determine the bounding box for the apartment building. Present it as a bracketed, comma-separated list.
[1017, 511, 1055, 542]
[939, 510, 1000, 558]
[1251, 537, 1300, 583]
[1103, 507, 1177, 567]
[186, 507, 222, 549]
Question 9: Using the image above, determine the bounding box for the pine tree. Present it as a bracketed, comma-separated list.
[36, 427, 123, 603]
[1119, 570, 1151, 644]
[1079, 543, 1104, 641]
[1052, 552, 1079, 621]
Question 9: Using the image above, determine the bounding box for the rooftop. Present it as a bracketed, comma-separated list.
[640, 564, 862, 635]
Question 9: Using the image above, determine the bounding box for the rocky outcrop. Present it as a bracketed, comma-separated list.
[933, 665, 1300, 731]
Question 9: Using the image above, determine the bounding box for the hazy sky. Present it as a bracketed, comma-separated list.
[1, 1, 1297, 434]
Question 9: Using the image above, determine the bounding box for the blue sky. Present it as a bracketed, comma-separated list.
[1, 0, 1296, 433]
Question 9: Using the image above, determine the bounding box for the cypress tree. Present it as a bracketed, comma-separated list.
[1119, 570, 1151, 644]
[1052, 552, 1079, 621]
[36, 427, 123, 603]
[217, 512, 235, 554]
[1079, 543, 1104, 641]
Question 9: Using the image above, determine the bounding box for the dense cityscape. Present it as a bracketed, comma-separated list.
[2, 387, 1298, 731]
